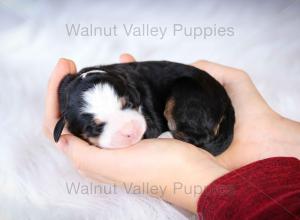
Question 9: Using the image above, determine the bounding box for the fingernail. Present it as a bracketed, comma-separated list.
[55, 58, 68, 68]
[56, 136, 68, 153]
[59, 57, 68, 62]
[55, 58, 64, 68]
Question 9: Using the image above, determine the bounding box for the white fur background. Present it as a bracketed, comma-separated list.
[0, 0, 299, 219]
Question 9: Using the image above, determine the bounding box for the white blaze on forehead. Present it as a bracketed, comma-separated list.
[81, 69, 106, 79]
[81, 82, 147, 149]
[82, 83, 121, 120]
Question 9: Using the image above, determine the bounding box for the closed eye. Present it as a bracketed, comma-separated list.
[123, 102, 133, 109]
[122, 102, 140, 111]
[121, 97, 140, 110]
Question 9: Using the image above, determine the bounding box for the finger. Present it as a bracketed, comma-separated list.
[78, 169, 118, 185]
[57, 135, 161, 184]
[43, 58, 77, 137]
[56, 134, 124, 182]
[192, 60, 271, 119]
[191, 60, 246, 86]
[119, 53, 136, 63]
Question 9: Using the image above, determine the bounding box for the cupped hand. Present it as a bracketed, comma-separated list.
[43, 54, 300, 212]
[43, 54, 228, 213]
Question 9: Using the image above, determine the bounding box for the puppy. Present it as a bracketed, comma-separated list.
[53, 61, 235, 156]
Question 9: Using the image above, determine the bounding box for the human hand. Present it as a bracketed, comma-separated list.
[192, 60, 300, 170]
[43, 54, 228, 213]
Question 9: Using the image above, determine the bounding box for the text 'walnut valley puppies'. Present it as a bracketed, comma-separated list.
[53, 61, 235, 156]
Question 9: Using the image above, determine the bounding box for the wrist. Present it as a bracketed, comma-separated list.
[269, 116, 300, 157]
[163, 150, 228, 213]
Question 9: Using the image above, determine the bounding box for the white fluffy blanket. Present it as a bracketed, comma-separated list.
[0, 0, 299, 219]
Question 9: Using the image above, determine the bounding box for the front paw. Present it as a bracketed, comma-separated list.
[158, 131, 173, 139]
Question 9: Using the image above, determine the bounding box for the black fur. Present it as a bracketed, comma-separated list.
[54, 61, 235, 155]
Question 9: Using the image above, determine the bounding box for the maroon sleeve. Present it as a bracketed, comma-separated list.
[197, 157, 300, 220]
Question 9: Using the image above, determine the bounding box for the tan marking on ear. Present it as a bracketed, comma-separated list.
[164, 98, 176, 131]
[213, 115, 225, 136]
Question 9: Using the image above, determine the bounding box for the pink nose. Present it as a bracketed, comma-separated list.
[109, 120, 144, 148]
[120, 121, 138, 139]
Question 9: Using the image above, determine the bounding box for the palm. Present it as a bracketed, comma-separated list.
[219, 78, 280, 169]
[44, 55, 299, 213]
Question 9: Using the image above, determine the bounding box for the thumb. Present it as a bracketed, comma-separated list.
[119, 53, 136, 63]
[55, 134, 127, 182]
[56, 134, 103, 171]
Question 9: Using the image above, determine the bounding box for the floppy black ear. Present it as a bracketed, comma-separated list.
[53, 74, 76, 142]
[53, 116, 65, 142]
[58, 74, 76, 112]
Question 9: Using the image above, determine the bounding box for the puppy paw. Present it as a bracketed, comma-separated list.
[158, 131, 173, 139]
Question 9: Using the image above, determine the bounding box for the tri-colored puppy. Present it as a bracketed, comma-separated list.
[54, 61, 235, 156]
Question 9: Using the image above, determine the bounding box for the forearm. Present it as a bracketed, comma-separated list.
[279, 117, 300, 147]
[263, 116, 300, 160]
[197, 157, 300, 219]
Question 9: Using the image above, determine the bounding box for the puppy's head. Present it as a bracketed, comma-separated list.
[54, 68, 146, 149]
